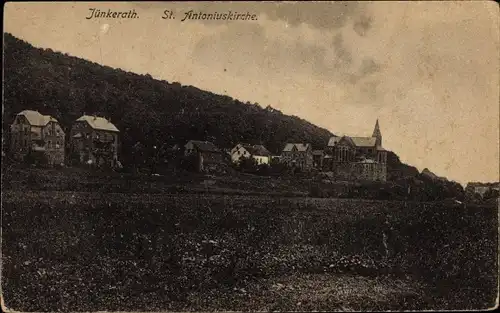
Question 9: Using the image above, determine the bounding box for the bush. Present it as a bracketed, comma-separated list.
[269, 160, 289, 175]
[237, 156, 258, 173]
[180, 153, 199, 172]
[483, 188, 499, 201]
[309, 183, 336, 198]
[23, 150, 48, 167]
[256, 163, 270, 176]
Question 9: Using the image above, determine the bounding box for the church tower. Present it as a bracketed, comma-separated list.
[372, 119, 382, 147]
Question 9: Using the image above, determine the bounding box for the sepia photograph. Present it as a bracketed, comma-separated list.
[1, 1, 499, 311]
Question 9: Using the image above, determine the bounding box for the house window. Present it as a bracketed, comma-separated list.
[338, 146, 349, 162]
[56, 141, 60, 148]
[48, 140, 52, 148]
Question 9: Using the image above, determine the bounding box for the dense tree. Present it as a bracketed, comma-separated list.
[3, 33, 333, 168]
[483, 188, 499, 199]
[237, 156, 258, 173]
[179, 153, 199, 172]
[4, 32, 450, 196]
[23, 150, 48, 167]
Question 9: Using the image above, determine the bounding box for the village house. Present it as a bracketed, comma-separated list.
[69, 115, 120, 168]
[312, 150, 324, 169]
[466, 182, 500, 198]
[184, 140, 225, 172]
[270, 155, 282, 163]
[230, 143, 272, 165]
[10, 110, 65, 165]
[280, 143, 314, 171]
[324, 119, 387, 181]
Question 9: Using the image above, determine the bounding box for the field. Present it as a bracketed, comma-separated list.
[1, 168, 498, 311]
[1, 167, 312, 196]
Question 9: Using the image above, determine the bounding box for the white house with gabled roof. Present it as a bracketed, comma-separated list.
[230, 143, 272, 165]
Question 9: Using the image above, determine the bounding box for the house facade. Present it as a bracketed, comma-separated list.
[312, 150, 324, 169]
[324, 120, 387, 181]
[69, 115, 120, 167]
[281, 143, 314, 171]
[184, 140, 225, 172]
[230, 143, 272, 165]
[10, 110, 65, 165]
[466, 182, 500, 198]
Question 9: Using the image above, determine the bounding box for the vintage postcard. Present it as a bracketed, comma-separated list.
[2, 1, 499, 312]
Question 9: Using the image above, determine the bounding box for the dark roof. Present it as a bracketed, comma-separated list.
[350, 137, 377, 147]
[188, 140, 221, 153]
[330, 135, 381, 148]
[243, 144, 271, 156]
[283, 143, 311, 152]
[327, 137, 341, 146]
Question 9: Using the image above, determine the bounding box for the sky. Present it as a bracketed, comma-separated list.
[3, 1, 499, 185]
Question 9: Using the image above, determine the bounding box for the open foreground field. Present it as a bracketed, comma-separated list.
[1, 167, 312, 197]
[2, 187, 498, 311]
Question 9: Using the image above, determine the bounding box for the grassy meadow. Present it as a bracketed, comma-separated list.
[1, 167, 498, 311]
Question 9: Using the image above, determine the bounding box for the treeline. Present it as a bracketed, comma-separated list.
[309, 175, 465, 202]
[3, 33, 332, 165]
[464, 183, 499, 205]
[3, 33, 467, 201]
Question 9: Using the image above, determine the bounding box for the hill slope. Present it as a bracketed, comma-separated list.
[3, 32, 444, 189]
[3, 33, 334, 160]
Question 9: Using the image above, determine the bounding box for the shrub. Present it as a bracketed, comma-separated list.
[269, 159, 289, 175]
[237, 156, 258, 173]
[256, 163, 270, 176]
[179, 153, 199, 172]
[23, 150, 48, 167]
[483, 188, 499, 201]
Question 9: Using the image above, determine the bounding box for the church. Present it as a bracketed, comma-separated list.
[323, 120, 387, 182]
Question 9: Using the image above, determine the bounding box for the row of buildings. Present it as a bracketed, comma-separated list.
[10, 110, 120, 167]
[183, 120, 387, 181]
[9, 110, 387, 181]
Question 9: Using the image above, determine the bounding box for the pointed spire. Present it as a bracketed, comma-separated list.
[372, 119, 381, 137]
[372, 119, 382, 146]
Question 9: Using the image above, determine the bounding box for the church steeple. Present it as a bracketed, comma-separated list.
[372, 119, 382, 147]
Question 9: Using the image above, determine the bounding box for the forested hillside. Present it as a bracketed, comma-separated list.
[3, 33, 333, 160]
[3, 32, 463, 196]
